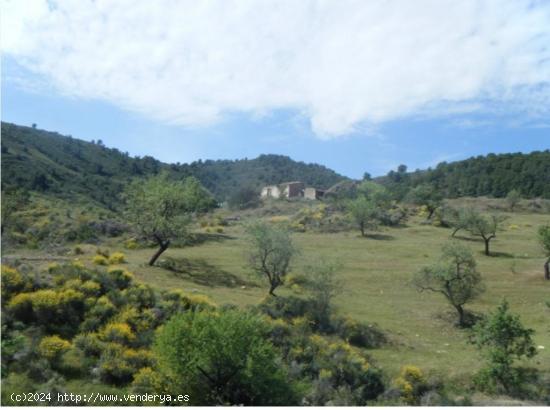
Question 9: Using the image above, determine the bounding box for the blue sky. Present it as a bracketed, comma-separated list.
[2, 1, 549, 178]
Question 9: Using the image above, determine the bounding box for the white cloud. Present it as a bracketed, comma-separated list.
[2, 0, 550, 137]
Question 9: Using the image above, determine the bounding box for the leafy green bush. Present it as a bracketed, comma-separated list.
[154, 309, 297, 405]
[470, 300, 538, 396]
[59, 347, 88, 376]
[258, 295, 315, 320]
[332, 316, 386, 348]
[73, 333, 103, 357]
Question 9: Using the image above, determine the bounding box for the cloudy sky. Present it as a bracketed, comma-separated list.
[2, 0, 550, 177]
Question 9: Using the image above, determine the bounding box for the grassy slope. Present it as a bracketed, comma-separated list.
[152, 211, 549, 383]
[5, 206, 549, 385]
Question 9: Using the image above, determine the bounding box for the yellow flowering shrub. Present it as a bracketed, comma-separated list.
[107, 268, 134, 289]
[122, 348, 154, 369]
[47, 262, 60, 273]
[60, 347, 87, 375]
[80, 280, 101, 296]
[108, 252, 126, 264]
[78, 297, 112, 331]
[9, 288, 85, 324]
[99, 343, 135, 384]
[269, 215, 290, 223]
[100, 322, 136, 344]
[394, 365, 427, 405]
[417, 205, 429, 217]
[7, 292, 33, 318]
[111, 306, 154, 333]
[72, 259, 85, 269]
[289, 221, 306, 232]
[22, 289, 60, 310]
[58, 288, 85, 305]
[92, 255, 108, 265]
[38, 335, 71, 360]
[401, 365, 425, 383]
[131, 367, 161, 394]
[319, 368, 333, 380]
[124, 239, 139, 250]
[1, 265, 26, 300]
[181, 293, 216, 310]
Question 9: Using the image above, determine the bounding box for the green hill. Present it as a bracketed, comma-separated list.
[379, 150, 550, 199]
[1, 122, 347, 206]
[3, 121, 548, 207]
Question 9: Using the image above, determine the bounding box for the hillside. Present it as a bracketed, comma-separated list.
[0, 122, 347, 205]
[3, 122, 549, 207]
[379, 151, 550, 199]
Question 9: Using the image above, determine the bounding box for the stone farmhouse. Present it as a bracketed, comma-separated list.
[261, 181, 324, 200]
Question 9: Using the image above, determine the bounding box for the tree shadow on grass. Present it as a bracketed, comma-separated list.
[157, 256, 257, 288]
[434, 309, 484, 328]
[363, 233, 395, 241]
[486, 251, 514, 258]
[171, 232, 236, 248]
[452, 235, 483, 243]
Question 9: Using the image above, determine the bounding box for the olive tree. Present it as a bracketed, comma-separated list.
[414, 242, 484, 327]
[538, 224, 550, 280]
[470, 300, 537, 394]
[125, 173, 214, 265]
[347, 196, 379, 237]
[303, 258, 343, 332]
[356, 180, 391, 205]
[245, 222, 296, 296]
[466, 212, 507, 256]
[406, 184, 443, 220]
[506, 189, 521, 212]
[347, 181, 390, 237]
[439, 206, 474, 237]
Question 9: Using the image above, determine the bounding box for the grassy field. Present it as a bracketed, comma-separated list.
[4, 202, 550, 385]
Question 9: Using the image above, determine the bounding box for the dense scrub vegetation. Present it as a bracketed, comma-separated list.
[1, 262, 393, 405]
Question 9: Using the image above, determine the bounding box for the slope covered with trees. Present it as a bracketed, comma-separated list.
[380, 151, 550, 199]
[1, 122, 346, 206]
